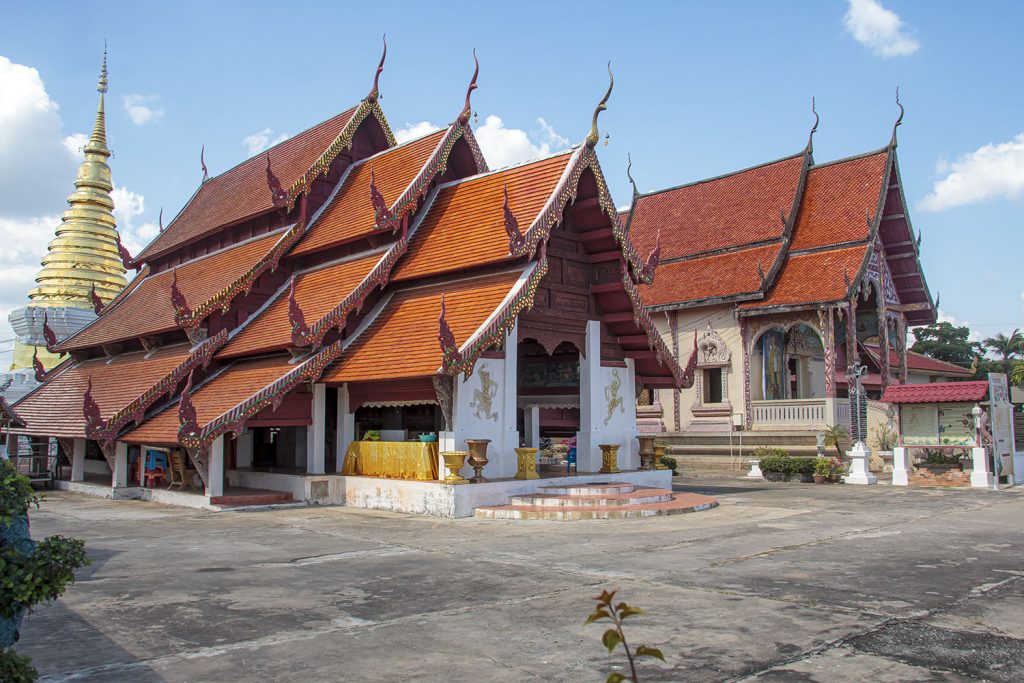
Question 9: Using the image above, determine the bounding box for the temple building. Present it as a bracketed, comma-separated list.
[9, 51, 690, 515]
[3, 49, 128, 403]
[626, 102, 939, 457]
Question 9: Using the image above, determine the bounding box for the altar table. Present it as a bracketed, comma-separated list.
[341, 441, 440, 481]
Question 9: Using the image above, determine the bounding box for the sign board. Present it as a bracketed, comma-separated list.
[989, 373, 1015, 482]
[901, 403, 937, 446]
[938, 402, 975, 446]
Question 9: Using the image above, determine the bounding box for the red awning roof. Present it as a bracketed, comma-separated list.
[881, 381, 989, 404]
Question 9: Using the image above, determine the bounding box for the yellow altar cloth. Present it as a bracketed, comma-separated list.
[342, 441, 440, 481]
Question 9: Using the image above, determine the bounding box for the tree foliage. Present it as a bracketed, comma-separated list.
[910, 322, 978, 367]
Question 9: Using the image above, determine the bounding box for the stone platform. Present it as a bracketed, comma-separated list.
[474, 481, 718, 520]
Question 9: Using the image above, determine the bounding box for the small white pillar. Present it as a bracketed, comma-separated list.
[970, 446, 995, 489]
[843, 442, 877, 485]
[309, 383, 326, 475]
[206, 435, 225, 498]
[525, 405, 540, 449]
[336, 384, 355, 472]
[576, 320, 603, 473]
[499, 323, 520, 471]
[112, 442, 129, 487]
[236, 430, 253, 469]
[891, 446, 910, 486]
[746, 458, 763, 479]
[70, 438, 86, 482]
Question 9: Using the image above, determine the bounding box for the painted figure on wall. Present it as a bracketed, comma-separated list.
[604, 369, 624, 425]
[470, 365, 499, 421]
[763, 329, 785, 400]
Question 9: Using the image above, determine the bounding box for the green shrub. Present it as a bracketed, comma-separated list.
[0, 647, 37, 682]
[757, 451, 816, 477]
[814, 457, 845, 478]
[659, 456, 677, 472]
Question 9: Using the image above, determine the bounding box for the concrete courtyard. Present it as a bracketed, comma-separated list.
[14, 476, 1024, 682]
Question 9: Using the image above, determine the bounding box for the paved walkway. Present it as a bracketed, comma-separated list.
[15, 475, 1024, 681]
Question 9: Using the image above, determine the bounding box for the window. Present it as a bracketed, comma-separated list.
[703, 368, 723, 404]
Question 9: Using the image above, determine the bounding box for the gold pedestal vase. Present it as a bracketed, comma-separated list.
[653, 445, 669, 470]
[465, 439, 491, 483]
[441, 451, 469, 484]
[637, 434, 656, 471]
[598, 444, 621, 474]
[513, 447, 539, 480]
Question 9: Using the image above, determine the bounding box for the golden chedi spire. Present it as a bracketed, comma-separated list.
[27, 46, 127, 308]
[10, 47, 128, 372]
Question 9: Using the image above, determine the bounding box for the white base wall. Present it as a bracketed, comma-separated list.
[53, 480, 217, 510]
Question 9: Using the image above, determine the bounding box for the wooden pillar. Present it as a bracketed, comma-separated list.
[741, 318, 753, 429]
[846, 294, 859, 374]
[897, 315, 909, 384]
[671, 311, 681, 431]
[309, 383, 326, 474]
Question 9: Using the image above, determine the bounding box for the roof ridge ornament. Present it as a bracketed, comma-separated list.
[890, 87, 904, 148]
[90, 284, 105, 315]
[83, 376, 106, 432]
[170, 268, 192, 318]
[158, 207, 164, 232]
[369, 166, 395, 230]
[640, 228, 661, 282]
[503, 185, 525, 254]
[42, 310, 58, 353]
[807, 96, 819, 154]
[457, 49, 479, 126]
[115, 233, 135, 270]
[201, 145, 209, 183]
[437, 293, 464, 370]
[586, 62, 614, 148]
[626, 154, 639, 199]
[32, 348, 46, 382]
[178, 370, 199, 438]
[366, 34, 387, 103]
[288, 274, 309, 340]
[265, 151, 288, 207]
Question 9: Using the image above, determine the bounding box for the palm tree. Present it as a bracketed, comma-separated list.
[982, 329, 1023, 375]
[822, 424, 849, 459]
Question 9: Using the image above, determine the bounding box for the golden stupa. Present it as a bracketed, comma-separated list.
[11, 48, 128, 370]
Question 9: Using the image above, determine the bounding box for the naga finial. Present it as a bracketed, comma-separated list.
[98, 41, 109, 95]
[42, 309, 58, 352]
[586, 62, 614, 148]
[457, 49, 479, 126]
[201, 145, 209, 183]
[178, 370, 198, 436]
[158, 207, 164, 232]
[265, 151, 287, 206]
[90, 284, 105, 315]
[437, 293, 464, 370]
[890, 86, 904, 148]
[32, 348, 46, 383]
[626, 154, 639, 198]
[503, 185, 525, 254]
[807, 96, 819, 153]
[367, 34, 387, 103]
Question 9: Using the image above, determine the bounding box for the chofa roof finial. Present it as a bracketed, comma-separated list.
[586, 62, 614, 148]
[200, 145, 209, 183]
[626, 154, 639, 199]
[457, 49, 479, 126]
[807, 96, 819, 153]
[367, 34, 387, 103]
[890, 86, 904, 148]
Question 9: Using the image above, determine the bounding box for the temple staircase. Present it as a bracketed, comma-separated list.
[474, 482, 718, 520]
[660, 431, 850, 473]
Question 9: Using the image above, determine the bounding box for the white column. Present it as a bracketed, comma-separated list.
[843, 442, 877, 484]
[236, 430, 253, 469]
[576, 320, 603, 473]
[70, 438, 86, 481]
[525, 405, 540, 449]
[112, 442, 129, 487]
[336, 384, 355, 472]
[970, 446, 995, 489]
[309, 383, 326, 475]
[891, 446, 909, 486]
[206, 435, 225, 497]
[497, 323, 520, 477]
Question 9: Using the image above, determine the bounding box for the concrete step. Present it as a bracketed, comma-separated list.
[510, 487, 674, 507]
[210, 489, 296, 507]
[537, 482, 636, 496]
[475, 491, 719, 520]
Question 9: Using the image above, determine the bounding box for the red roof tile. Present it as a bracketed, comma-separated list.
[863, 344, 973, 377]
[123, 355, 299, 444]
[324, 269, 524, 383]
[219, 251, 383, 358]
[639, 243, 781, 307]
[390, 152, 573, 283]
[789, 151, 888, 251]
[10, 344, 194, 438]
[881, 381, 989, 404]
[629, 154, 805, 260]
[291, 130, 446, 256]
[137, 108, 358, 261]
[59, 232, 284, 351]
[740, 245, 866, 310]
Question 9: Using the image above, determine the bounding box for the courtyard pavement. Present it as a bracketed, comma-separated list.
[13, 475, 1024, 682]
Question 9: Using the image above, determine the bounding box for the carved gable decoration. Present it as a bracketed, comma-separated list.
[696, 324, 731, 367]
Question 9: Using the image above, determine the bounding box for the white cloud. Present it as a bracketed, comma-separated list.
[122, 94, 164, 125]
[110, 186, 159, 256]
[473, 115, 569, 169]
[843, 0, 920, 58]
[62, 132, 88, 158]
[918, 133, 1024, 212]
[393, 121, 442, 144]
[242, 128, 289, 156]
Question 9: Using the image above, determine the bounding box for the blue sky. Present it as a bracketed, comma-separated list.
[0, 0, 1021, 366]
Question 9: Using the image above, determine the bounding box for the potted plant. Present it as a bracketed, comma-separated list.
[363, 430, 382, 442]
[813, 456, 844, 483]
[871, 425, 898, 472]
[822, 424, 849, 459]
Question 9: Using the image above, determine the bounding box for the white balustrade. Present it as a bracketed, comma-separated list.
[751, 399, 827, 428]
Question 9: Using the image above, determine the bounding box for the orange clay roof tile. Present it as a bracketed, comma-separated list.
[324, 269, 524, 383]
[639, 243, 782, 307]
[291, 130, 446, 256]
[740, 245, 867, 310]
[789, 151, 889, 251]
[59, 231, 285, 351]
[137, 108, 358, 261]
[629, 154, 805, 260]
[219, 251, 384, 358]
[10, 344, 194, 438]
[123, 355, 299, 444]
[390, 152, 573, 283]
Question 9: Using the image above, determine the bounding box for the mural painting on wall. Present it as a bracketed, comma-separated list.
[519, 359, 580, 388]
[856, 311, 879, 339]
[762, 329, 785, 401]
[470, 364, 499, 422]
[604, 369, 624, 425]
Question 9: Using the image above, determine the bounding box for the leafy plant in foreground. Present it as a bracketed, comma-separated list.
[586, 589, 665, 682]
